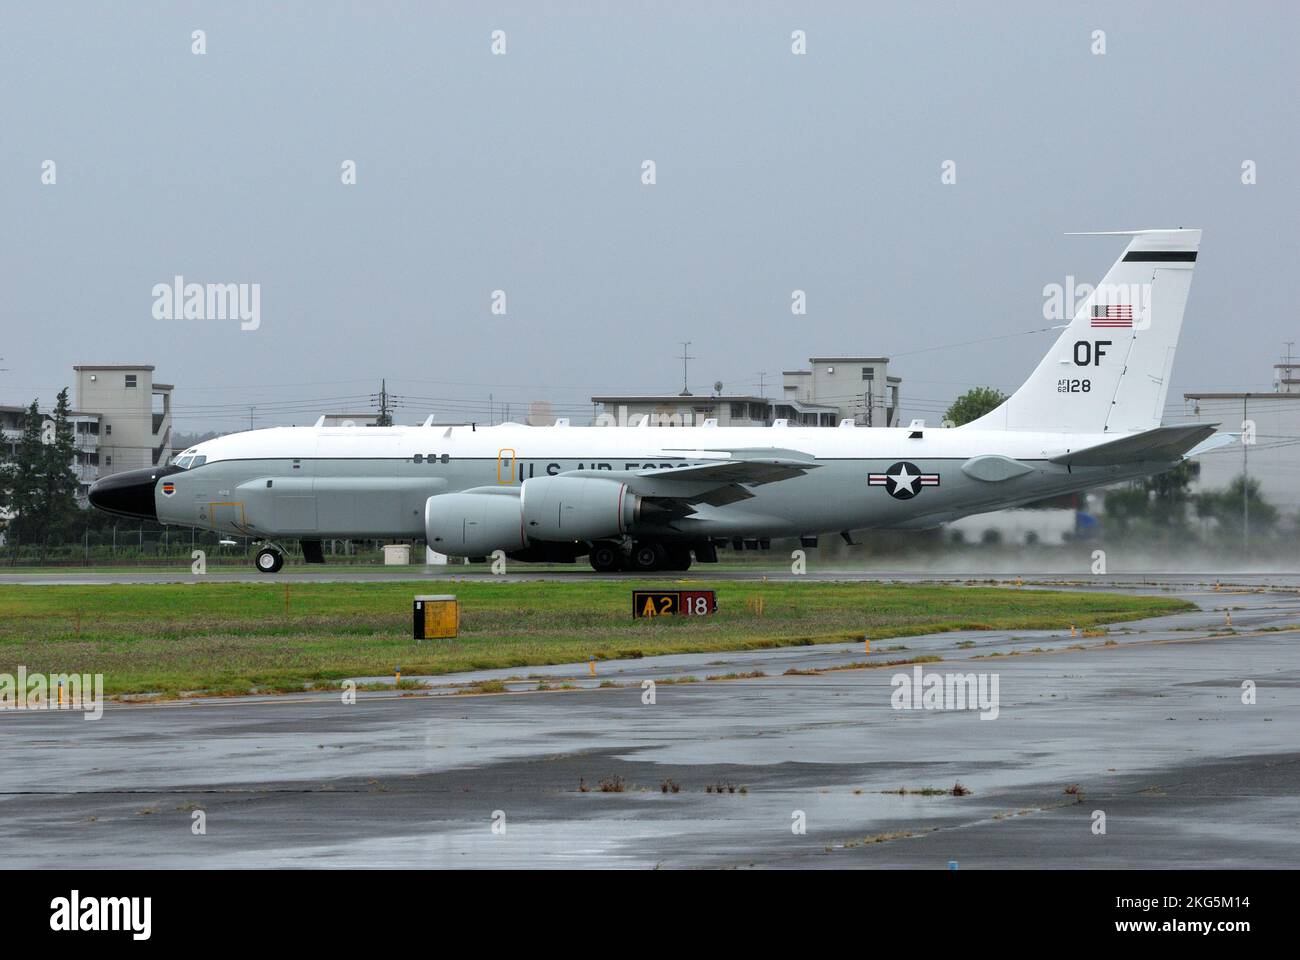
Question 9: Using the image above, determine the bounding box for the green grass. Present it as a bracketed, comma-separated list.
[0, 580, 1190, 697]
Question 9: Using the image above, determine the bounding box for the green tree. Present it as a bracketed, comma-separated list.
[42, 388, 81, 543]
[1, 400, 45, 547]
[0, 425, 8, 539]
[944, 386, 1007, 426]
[1103, 460, 1201, 539]
[1197, 474, 1278, 541]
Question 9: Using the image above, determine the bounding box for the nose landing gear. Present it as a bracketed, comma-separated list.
[254, 544, 285, 573]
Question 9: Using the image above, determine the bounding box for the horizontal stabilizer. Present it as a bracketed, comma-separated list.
[1048, 424, 1216, 467]
[1185, 432, 1238, 458]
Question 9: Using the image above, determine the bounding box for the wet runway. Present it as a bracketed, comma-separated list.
[4, 564, 1300, 591]
[1, 574, 1298, 868]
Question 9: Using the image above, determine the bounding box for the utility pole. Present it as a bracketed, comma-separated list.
[1243, 395, 1249, 548]
[375, 379, 393, 427]
[678, 341, 694, 396]
[249, 406, 255, 431]
[757, 371, 767, 397]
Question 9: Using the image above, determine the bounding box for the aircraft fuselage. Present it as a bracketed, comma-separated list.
[122, 422, 1162, 542]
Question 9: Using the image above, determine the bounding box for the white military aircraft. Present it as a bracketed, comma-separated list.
[91, 229, 1227, 573]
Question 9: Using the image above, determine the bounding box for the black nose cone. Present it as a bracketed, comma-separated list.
[88, 466, 178, 521]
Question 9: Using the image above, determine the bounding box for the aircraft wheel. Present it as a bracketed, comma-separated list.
[254, 547, 284, 574]
[588, 542, 623, 573]
[630, 542, 666, 572]
[665, 546, 692, 571]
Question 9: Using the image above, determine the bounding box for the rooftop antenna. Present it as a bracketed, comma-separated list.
[678, 341, 694, 396]
[1277, 341, 1297, 393]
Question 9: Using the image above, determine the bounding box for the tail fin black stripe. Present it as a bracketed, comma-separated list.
[1123, 251, 1197, 262]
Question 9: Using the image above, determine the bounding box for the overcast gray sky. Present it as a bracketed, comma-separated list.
[2, 1, 1296, 432]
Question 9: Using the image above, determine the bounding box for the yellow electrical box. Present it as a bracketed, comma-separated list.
[413, 594, 458, 640]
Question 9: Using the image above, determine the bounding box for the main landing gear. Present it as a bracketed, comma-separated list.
[589, 541, 695, 573]
[588, 542, 623, 573]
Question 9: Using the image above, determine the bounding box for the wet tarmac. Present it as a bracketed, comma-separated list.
[1, 574, 1297, 868]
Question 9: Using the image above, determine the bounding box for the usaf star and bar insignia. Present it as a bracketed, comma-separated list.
[868, 461, 940, 499]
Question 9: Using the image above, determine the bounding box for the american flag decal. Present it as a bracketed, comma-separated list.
[1091, 304, 1133, 328]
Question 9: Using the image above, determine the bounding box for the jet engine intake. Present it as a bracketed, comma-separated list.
[424, 492, 526, 557]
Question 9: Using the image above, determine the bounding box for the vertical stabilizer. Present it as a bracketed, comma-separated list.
[966, 229, 1200, 433]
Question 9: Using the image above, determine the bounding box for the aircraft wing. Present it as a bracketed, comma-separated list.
[636, 448, 820, 486]
[565, 448, 820, 506]
[1048, 424, 1218, 467]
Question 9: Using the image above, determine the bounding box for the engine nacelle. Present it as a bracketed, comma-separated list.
[520, 475, 638, 542]
[424, 492, 525, 557]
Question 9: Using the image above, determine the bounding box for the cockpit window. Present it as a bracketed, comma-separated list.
[190, 455, 206, 468]
[176, 456, 193, 468]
